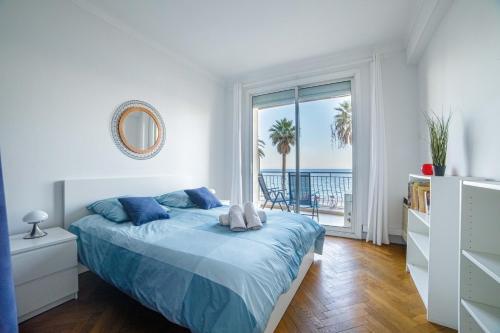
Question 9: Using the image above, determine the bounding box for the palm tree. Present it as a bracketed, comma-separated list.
[257, 139, 265, 159]
[269, 118, 296, 191]
[330, 101, 352, 148]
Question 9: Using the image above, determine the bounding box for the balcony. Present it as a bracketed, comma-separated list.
[259, 170, 352, 227]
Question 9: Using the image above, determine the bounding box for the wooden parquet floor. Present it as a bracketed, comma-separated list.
[19, 236, 456, 333]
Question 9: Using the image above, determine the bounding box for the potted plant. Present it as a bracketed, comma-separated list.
[425, 112, 451, 176]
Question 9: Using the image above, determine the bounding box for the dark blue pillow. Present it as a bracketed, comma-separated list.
[118, 197, 170, 226]
[184, 187, 222, 210]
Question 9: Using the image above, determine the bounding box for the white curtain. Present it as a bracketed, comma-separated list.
[230, 82, 243, 205]
[366, 53, 389, 245]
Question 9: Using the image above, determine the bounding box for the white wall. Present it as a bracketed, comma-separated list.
[382, 50, 420, 236]
[418, 0, 500, 178]
[0, 0, 422, 238]
[0, 0, 227, 234]
[231, 47, 419, 238]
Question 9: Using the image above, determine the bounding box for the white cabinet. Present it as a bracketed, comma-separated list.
[10, 227, 78, 322]
[406, 174, 469, 329]
[459, 181, 500, 332]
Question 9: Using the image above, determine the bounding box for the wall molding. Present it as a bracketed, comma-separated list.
[232, 41, 405, 88]
[70, 0, 224, 85]
[406, 0, 454, 64]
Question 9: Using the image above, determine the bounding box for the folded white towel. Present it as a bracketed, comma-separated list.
[219, 214, 230, 226]
[258, 210, 267, 223]
[220, 210, 265, 226]
[229, 205, 246, 232]
[244, 202, 263, 230]
[219, 206, 266, 228]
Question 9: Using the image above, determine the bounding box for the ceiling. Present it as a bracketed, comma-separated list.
[83, 0, 419, 78]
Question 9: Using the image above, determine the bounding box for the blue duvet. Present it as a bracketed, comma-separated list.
[69, 207, 325, 333]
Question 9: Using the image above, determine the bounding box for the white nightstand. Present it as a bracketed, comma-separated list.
[10, 227, 78, 322]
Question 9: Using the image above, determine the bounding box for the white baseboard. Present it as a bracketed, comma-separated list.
[360, 231, 405, 245]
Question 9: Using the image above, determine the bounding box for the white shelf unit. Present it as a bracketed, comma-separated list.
[406, 174, 466, 329]
[459, 181, 500, 333]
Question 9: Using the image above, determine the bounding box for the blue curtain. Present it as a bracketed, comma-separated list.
[0, 153, 18, 332]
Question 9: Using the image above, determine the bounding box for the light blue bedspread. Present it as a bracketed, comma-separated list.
[69, 207, 325, 333]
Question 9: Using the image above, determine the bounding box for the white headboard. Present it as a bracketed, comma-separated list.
[63, 175, 194, 229]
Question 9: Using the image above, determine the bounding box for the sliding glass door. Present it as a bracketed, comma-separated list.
[253, 80, 355, 237]
[254, 89, 296, 213]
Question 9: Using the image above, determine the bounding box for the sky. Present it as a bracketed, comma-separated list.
[257, 96, 352, 171]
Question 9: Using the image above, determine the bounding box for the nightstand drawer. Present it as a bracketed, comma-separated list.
[12, 241, 77, 286]
[15, 267, 78, 320]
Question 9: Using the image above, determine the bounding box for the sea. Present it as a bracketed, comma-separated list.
[260, 168, 352, 189]
[261, 168, 352, 176]
[260, 169, 352, 205]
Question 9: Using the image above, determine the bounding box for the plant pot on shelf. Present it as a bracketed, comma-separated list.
[433, 165, 446, 176]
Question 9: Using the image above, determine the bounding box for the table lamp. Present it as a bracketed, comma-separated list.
[23, 210, 48, 239]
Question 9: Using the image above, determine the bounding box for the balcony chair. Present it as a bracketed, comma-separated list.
[288, 172, 320, 222]
[258, 174, 290, 212]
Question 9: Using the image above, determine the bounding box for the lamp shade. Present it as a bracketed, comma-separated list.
[22, 210, 48, 224]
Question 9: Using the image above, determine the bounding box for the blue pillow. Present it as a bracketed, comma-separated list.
[184, 187, 222, 210]
[87, 197, 129, 223]
[155, 190, 196, 208]
[118, 197, 170, 226]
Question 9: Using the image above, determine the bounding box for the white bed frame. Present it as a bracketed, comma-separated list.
[63, 176, 314, 333]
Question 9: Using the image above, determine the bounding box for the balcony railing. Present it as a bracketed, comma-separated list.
[260, 170, 352, 209]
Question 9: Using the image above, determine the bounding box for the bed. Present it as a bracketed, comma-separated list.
[63, 176, 325, 333]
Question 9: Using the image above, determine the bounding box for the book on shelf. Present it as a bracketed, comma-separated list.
[408, 179, 431, 214]
[418, 186, 430, 213]
[424, 190, 431, 214]
[411, 183, 419, 210]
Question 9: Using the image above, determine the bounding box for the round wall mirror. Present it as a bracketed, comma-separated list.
[111, 100, 165, 159]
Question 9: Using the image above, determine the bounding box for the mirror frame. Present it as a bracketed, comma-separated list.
[111, 100, 165, 160]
